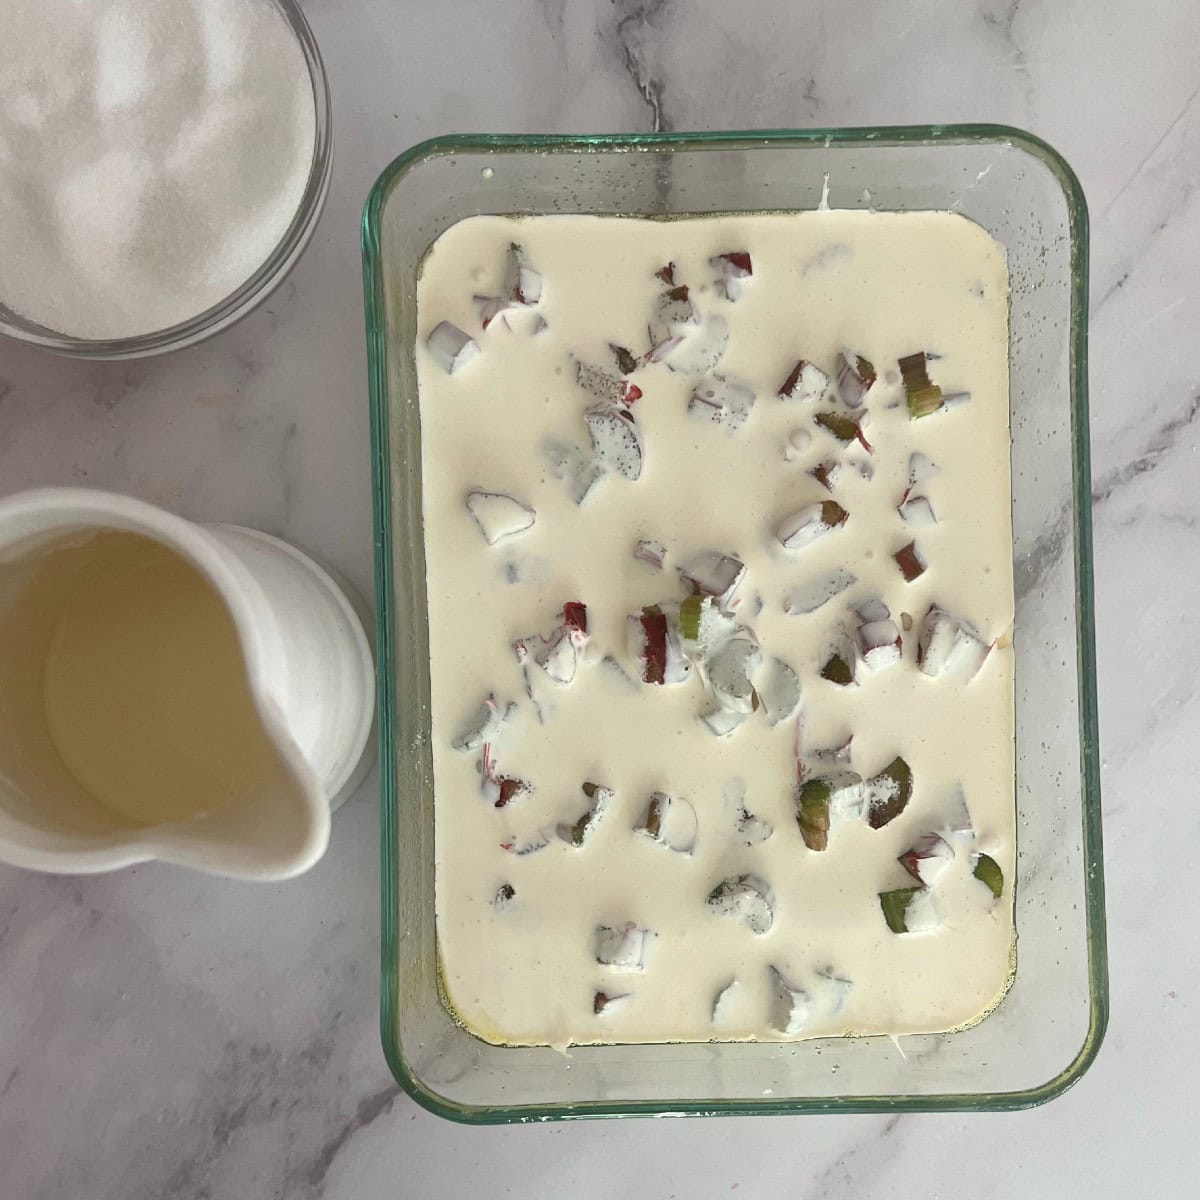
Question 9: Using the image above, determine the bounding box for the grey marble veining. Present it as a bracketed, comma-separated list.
[0, 0, 1197, 1196]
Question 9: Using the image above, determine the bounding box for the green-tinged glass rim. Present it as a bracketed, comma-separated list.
[362, 124, 1106, 1124]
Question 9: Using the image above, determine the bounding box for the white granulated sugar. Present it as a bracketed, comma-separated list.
[0, 0, 316, 339]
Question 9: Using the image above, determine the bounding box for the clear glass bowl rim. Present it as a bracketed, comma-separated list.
[362, 124, 1106, 1123]
[0, 0, 333, 361]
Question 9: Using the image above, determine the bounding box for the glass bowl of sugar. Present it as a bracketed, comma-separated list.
[0, 0, 332, 360]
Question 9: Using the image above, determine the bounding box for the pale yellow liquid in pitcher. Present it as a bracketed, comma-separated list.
[42, 535, 276, 826]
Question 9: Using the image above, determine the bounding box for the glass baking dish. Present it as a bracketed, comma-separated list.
[362, 126, 1105, 1122]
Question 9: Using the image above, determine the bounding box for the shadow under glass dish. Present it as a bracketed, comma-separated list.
[362, 126, 1105, 1122]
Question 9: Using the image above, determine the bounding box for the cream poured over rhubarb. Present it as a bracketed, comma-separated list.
[415, 211, 1014, 1047]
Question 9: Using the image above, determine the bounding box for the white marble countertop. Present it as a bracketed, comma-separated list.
[1, 1, 1196, 1196]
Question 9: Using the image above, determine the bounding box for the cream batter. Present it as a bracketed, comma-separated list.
[416, 211, 1014, 1047]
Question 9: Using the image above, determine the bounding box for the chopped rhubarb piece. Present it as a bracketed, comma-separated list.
[584, 405, 644, 480]
[767, 967, 813, 1034]
[706, 875, 774, 934]
[856, 598, 890, 623]
[711, 979, 742, 1025]
[836, 351, 876, 408]
[776, 501, 848, 550]
[865, 757, 913, 829]
[494, 776, 531, 809]
[499, 829, 552, 856]
[636, 792, 698, 853]
[561, 601, 588, 637]
[820, 652, 854, 687]
[917, 607, 991, 679]
[811, 460, 842, 491]
[593, 990, 630, 1015]
[655, 263, 676, 285]
[783, 568, 856, 614]
[688, 374, 756, 431]
[760, 657, 801, 725]
[627, 605, 690, 685]
[778, 359, 830, 403]
[796, 778, 831, 851]
[635, 605, 667, 684]
[558, 782, 614, 846]
[660, 315, 730, 374]
[711, 251, 753, 300]
[633, 538, 667, 569]
[857, 619, 902, 670]
[610, 343, 639, 375]
[708, 634, 762, 714]
[595, 924, 650, 971]
[899, 351, 943, 418]
[972, 852, 1004, 898]
[474, 295, 510, 329]
[893, 540, 927, 582]
[426, 321, 479, 373]
[879, 887, 920, 934]
[577, 360, 641, 407]
[451, 694, 515, 752]
[800, 737, 858, 781]
[465, 490, 536, 545]
[917, 607, 958, 675]
[948, 624, 990, 677]
[828, 770, 867, 824]
[535, 628, 577, 684]
[679, 593, 703, 641]
[796, 768, 863, 840]
[493, 882, 516, 909]
[503, 242, 542, 305]
[542, 438, 606, 505]
[899, 833, 954, 885]
[677, 551, 746, 604]
[907, 451, 939, 495]
[898, 495, 937, 525]
[647, 285, 698, 352]
[814, 411, 861, 443]
[683, 597, 736, 655]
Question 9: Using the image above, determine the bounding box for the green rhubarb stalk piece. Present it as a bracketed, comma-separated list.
[643, 794, 664, 840]
[561, 781, 613, 846]
[610, 343, 639, 375]
[820, 653, 854, 687]
[899, 352, 944, 419]
[879, 887, 920, 934]
[867, 756, 913, 829]
[820, 500, 850, 528]
[679, 593, 704, 641]
[796, 778, 831, 851]
[814, 411, 860, 443]
[973, 852, 1004, 898]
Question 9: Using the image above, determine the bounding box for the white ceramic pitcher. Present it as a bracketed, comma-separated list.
[0, 488, 375, 880]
